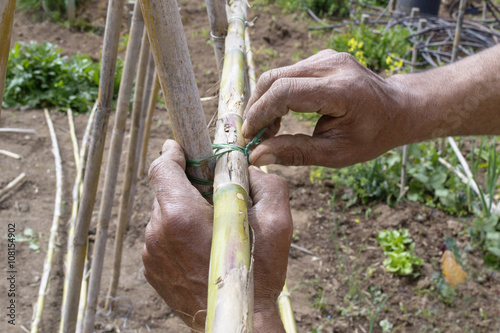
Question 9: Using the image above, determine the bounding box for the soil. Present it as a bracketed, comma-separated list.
[1, 1, 499, 333]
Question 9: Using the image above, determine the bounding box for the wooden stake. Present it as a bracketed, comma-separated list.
[105, 29, 150, 310]
[31, 110, 63, 333]
[206, 1, 253, 331]
[205, 0, 228, 73]
[59, 0, 125, 330]
[138, 72, 160, 177]
[139, 0, 214, 193]
[82, 3, 145, 330]
[0, 0, 15, 118]
[67, 0, 76, 22]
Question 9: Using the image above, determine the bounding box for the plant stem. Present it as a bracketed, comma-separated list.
[0, 0, 15, 117]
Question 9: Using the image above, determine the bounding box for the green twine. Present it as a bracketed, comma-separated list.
[186, 127, 267, 198]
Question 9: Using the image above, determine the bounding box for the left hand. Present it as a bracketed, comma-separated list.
[142, 140, 292, 331]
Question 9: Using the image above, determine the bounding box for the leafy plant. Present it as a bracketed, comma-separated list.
[3, 42, 122, 113]
[263, 0, 351, 17]
[16, 228, 41, 252]
[377, 229, 423, 275]
[17, 0, 68, 21]
[327, 24, 411, 72]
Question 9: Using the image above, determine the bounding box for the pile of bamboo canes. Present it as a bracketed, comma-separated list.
[0, 0, 298, 331]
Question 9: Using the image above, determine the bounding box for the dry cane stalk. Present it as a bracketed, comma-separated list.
[139, 0, 214, 192]
[206, 1, 254, 331]
[61, 103, 95, 331]
[138, 72, 160, 177]
[0, 172, 26, 202]
[59, 0, 125, 329]
[105, 29, 150, 310]
[0, 149, 21, 159]
[31, 110, 63, 333]
[0, 0, 15, 117]
[67, 0, 76, 22]
[205, 0, 228, 73]
[82, 3, 145, 330]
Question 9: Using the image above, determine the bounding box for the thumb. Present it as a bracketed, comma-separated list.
[249, 134, 335, 167]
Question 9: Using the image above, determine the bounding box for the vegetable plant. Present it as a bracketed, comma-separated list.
[3, 42, 122, 113]
[377, 229, 423, 275]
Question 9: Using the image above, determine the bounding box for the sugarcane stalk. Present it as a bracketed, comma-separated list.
[451, 0, 467, 62]
[139, 0, 214, 193]
[82, 3, 145, 330]
[59, 0, 125, 330]
[277, 282, 297, 333]
[67, 108, 80, 167]
[105, 29, 150, 310]
[138, 72, 160, 177]
[205, 0, 228, 73]
[31, 110, 63, 333]
[0, 0, 15, 118]
[61, 104, 95, 331]
[206, 1, 253, 331]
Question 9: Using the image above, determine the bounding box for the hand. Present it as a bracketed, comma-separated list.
[242, 49, 412, 168]
[143, 140, 292, 332]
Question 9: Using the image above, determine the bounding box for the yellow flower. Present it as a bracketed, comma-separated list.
[386, 55, 393, 65]
[355, 218, 360, 223]
[358, 41, 364, 49]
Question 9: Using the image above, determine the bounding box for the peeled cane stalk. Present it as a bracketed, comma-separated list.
[31, 110, 63, 333]
[105, 29, 150, 310]
[82, 3, 145, 330]
[206, 1, 253, 331]
[0, 0, 15, 117]
[59, 0, 125, 329]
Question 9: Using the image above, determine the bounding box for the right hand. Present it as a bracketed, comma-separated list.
[242, 50, 412, 168]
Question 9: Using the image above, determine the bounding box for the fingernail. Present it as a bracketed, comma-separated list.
[241, 120, 248, 137]
[252, 153, 276, 166]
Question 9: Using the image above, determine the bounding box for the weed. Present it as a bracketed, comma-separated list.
[15, 228, 41, 252]
[377, 229, 423, 276]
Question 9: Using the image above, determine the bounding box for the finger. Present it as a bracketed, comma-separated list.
[246, 49, 339, 112]
[149, 139, 204, 204]
[248, 166, 289, 206]
[249, 134, 351, 168]
[243, 77, 334, 139]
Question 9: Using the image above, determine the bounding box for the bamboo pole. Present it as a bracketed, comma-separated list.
[138, 72, 160, 177]
[61, 104, 95, 332]
[139, 0, 214, 193]
[82, 3, 145, 330]
[59, 0, 125, 329]
[0, 0, 15, 118]
[105, 29, 150, 310]
[206, 1, 253, 331]
[205, 0, 228, 73]
[31, 110, 63, 333]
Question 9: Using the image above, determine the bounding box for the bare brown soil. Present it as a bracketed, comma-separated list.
[1, 1, 499, 332]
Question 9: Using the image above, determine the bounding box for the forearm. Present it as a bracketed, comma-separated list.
[254, 307, 286, 333]
[389, 44, 500, 144]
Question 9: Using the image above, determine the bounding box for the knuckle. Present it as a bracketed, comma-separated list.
[289, 147, 306, 166]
